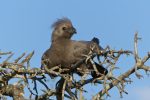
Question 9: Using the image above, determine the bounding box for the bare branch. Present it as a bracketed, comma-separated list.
[0, 33, 150, 100]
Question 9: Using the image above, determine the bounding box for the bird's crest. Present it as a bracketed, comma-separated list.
[51, 17, 72, 29]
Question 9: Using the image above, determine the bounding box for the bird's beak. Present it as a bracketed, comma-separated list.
[72, 27, 77, 34]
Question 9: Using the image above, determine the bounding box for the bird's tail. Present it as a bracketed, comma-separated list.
[91, 62, 108, 78]
[92, 37, 99, 44]
[91, 37, 104, 51]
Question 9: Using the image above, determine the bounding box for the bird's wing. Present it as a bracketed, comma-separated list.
[70, 40, 90, 59]
[41, 47, 61, 68]
[71, 39, 102, 58]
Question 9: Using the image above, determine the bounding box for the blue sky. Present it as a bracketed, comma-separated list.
[0, 0, 150, 100]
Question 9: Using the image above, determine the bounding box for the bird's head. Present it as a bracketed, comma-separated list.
[51, 17, 76, 42]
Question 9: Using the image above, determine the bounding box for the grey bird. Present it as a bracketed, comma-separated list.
[41, 18, 108, 78]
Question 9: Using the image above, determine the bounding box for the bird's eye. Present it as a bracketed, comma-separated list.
[62, 27, 67, 30]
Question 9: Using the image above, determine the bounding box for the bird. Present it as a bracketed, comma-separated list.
[41, 17, 108, 78]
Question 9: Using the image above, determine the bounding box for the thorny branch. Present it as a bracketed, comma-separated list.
[92, 33, 150, 100]
[0, 33, 150, 100]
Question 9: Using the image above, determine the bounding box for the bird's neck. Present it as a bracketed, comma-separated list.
[52, 38, 71, 45]
[51, 34, 72, 42]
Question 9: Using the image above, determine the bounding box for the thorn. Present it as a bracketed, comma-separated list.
[135, 71, 143, 79]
